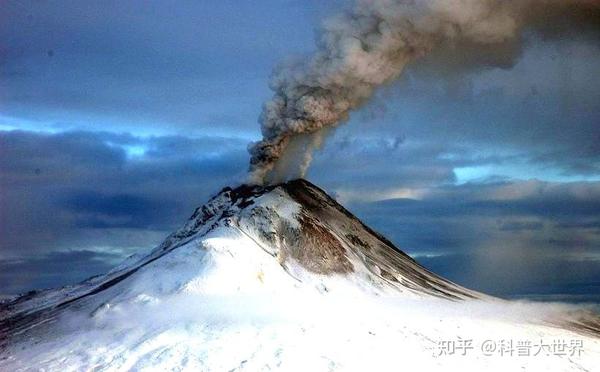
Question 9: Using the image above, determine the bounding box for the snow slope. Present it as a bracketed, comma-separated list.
[1, 179, 599, 371]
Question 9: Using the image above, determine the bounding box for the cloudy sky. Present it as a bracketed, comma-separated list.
[1, 0, 599, 301]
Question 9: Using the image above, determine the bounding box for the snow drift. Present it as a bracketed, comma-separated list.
[1, 179, 599, 371]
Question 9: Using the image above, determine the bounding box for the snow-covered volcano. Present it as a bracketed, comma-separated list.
[1, 179, 599, 371]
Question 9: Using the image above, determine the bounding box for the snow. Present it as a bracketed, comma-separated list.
[1, 180, 599, 371]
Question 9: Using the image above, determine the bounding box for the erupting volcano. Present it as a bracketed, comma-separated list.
[2, 1, 600, 370]
[1, 179, 599, 370]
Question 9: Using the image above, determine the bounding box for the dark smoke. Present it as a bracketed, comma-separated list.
[248, 0, 600, 185]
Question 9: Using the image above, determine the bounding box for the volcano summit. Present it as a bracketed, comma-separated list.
[1, 179, 599, 371]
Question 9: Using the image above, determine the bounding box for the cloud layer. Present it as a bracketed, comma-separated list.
[0, 130, 247, 293]
[2, 129, 600, 298]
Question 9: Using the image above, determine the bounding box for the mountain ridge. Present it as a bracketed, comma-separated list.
[1, 178, 476, 338]
[2, 179, 600, 371]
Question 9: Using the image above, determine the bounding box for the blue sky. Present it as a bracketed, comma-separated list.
[1, 0, 600, 301]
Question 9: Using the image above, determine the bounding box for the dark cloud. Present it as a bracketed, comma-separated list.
[327, 179, 600, 303]
[335, 180, 600, 302]
[498, 221, 544, 232]
[0, 130, 247, 295]
[0, 0, 329, 134]
[417, 253, 600, 303]
[310, 137, 463, 190]
[311, 36, 600, 181]
[347, 180, 600, 252]
[361, 185, 600, 220]
[2, 129, 600, 301]
[61, 192, 171, 229]
[0, 250, 122, 295]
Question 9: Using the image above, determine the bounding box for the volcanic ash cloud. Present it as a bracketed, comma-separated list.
[247, 0, 600, 185]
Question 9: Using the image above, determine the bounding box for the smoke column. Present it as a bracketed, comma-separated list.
[248, 0, 600, 185]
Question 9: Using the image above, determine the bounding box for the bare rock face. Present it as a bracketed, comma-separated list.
[227, 179, 478, 300]
[167, 178, 479, 299]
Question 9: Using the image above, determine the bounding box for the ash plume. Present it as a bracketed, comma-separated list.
[248, 0, 600, 185]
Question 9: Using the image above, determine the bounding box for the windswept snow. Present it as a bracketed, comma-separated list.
[1, 179, 599, 371]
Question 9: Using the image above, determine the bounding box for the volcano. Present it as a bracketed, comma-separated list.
[1, 179, 599, 371]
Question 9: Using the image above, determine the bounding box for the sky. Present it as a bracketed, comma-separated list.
[1, 0, 599, 301]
